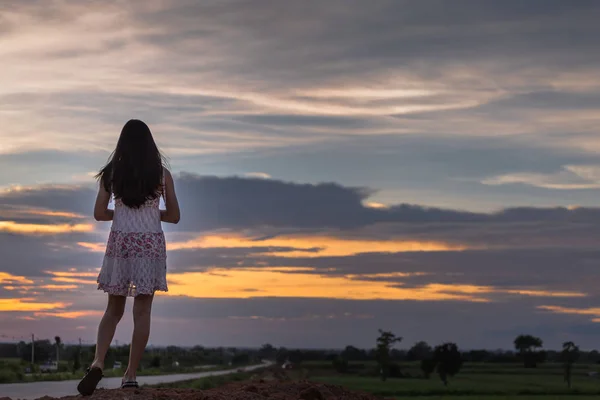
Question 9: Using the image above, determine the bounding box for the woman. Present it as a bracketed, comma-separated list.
[78, 119, 180, 395]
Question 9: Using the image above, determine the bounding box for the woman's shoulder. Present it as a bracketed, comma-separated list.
[162, 168, 174, 184]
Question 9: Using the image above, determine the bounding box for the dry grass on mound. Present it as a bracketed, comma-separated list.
[4, 380, 384, 400]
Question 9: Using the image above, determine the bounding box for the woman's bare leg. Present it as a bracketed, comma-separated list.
[91, 295, 126, 370]
[123, 294, 154, 381]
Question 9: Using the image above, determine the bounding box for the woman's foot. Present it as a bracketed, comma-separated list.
[121, 378, 139, 389]
[90, 360, 104, 371]
[77, 366, 104, 396]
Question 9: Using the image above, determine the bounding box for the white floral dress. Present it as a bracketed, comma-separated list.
[97, 194, 168, 297]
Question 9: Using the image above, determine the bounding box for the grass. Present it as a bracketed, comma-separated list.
[159, 361, 600, 399]
[314, 374, 600, 397]
[309, 362, 600, 398]
[0, 362, 233, 384]
[392, 398, 600, 400]
[150, 370, 256, 390]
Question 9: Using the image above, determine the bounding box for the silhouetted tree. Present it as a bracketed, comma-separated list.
[332, 356, 349, 373]
[258, 344, 276, 361]
[150, 355, 161, 368]
[19, 340, 52, 363]
[421, 358, 437, 379]
[433, 343, 462, 386]
[342, 345, 367, 361]
[561, 341, 580, 389]
[407, 341, 433, 361]
[514, 335, 543, 368]
[275, 347, 289, 365]
[72, 346, 81, 373]
[375, 329, 402, 381]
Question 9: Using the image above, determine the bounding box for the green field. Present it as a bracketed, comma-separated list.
[392, 398, 600, 400]
[0, 357, 232, 384]
[159, 361, 600, 399]
[309, 362, 600, 398]
[315, 374, 600, 397]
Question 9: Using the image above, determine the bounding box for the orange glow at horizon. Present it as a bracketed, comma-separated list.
[167, 268, 486, 301]
[49, 271, 98, 278]
[0, 298, 68, 312]
[167, 233, 469, 257]
[78, 233, 468, 257]
[538, 305, 600, 321]
[34, 310, 102, 319]
[39, 284, 79, 290]
[165, 267, 583, 302]
[0, 221, 93, 234]
[0, 207, 86, 219]
[0, 272, 33, 285]
[27, 209, 85, 219]
[46, 271, 98, 285]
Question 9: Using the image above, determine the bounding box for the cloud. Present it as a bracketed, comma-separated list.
[4, 0, 600, 347]
[5, 174, 600, 246]
[482, 165, 600, 189]
[3, 0, 600, 163]
[243, 172, 271, 179]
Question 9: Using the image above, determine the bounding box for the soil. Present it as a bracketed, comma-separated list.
[5, 381, 381, 400]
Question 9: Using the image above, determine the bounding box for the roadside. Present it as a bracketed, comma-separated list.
[0, 362, 269, 400]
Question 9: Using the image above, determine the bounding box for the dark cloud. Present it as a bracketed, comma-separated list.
[0, 185, 96, 215]
[124, 0, 600, 86]
[0, 232, 102, 277]
[4, 174, 600, 238]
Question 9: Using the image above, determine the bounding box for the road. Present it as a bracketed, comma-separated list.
[0, 363, 268, 399]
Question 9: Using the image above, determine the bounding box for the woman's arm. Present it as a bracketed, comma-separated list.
[160, 169, 180, 224]
[93, 180, 113, 221]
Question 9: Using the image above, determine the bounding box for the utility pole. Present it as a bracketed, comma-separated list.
[31, 334, 35, 365]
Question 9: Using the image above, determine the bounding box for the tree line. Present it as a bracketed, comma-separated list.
[336, 331, 583, 387]
[0, 331, 588, 388]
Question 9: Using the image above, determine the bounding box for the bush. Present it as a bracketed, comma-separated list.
[332, 357, 349, 373]
[421, 358, 437, 379]
[0, 370, 18, 383]
[388, 363, 403, 378]
[150, 356, 161, 368]
[200, 377, 217, 389]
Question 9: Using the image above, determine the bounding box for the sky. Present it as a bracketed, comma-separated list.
[1, 0, 600, 351]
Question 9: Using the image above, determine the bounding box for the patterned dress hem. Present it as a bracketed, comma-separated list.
[97, 282, 168, 297]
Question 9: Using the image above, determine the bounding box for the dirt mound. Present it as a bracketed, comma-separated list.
[10, 381, 381, 400]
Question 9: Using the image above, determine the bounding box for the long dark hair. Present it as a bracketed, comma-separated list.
[96, 119, 166, 208]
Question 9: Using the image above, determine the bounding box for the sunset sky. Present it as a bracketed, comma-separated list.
[2, 0, 600, 350]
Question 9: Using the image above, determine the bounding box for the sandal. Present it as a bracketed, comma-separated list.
[121, 380, 139, 389]
[77, 366, 104, 396]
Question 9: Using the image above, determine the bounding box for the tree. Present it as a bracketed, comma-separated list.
[54, 336, 62, 364]
[341, 345, 367, 361]
[514, 335, 544, 368]
[19, 339, 52, 364]
[275, 347, 289, 365]
[375, 329, 402, 381]
[72, 346, 81, 373]
[232, 353, 250, 365]
[407, 341, 433, 362]
[150, 355, 161, 368]
[561, 341, 580, 389]
[421, 358, 437, 379]
[258, 344, 276, 361]
[332, 356, 349, 373]
[433, 343, 462, 386]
